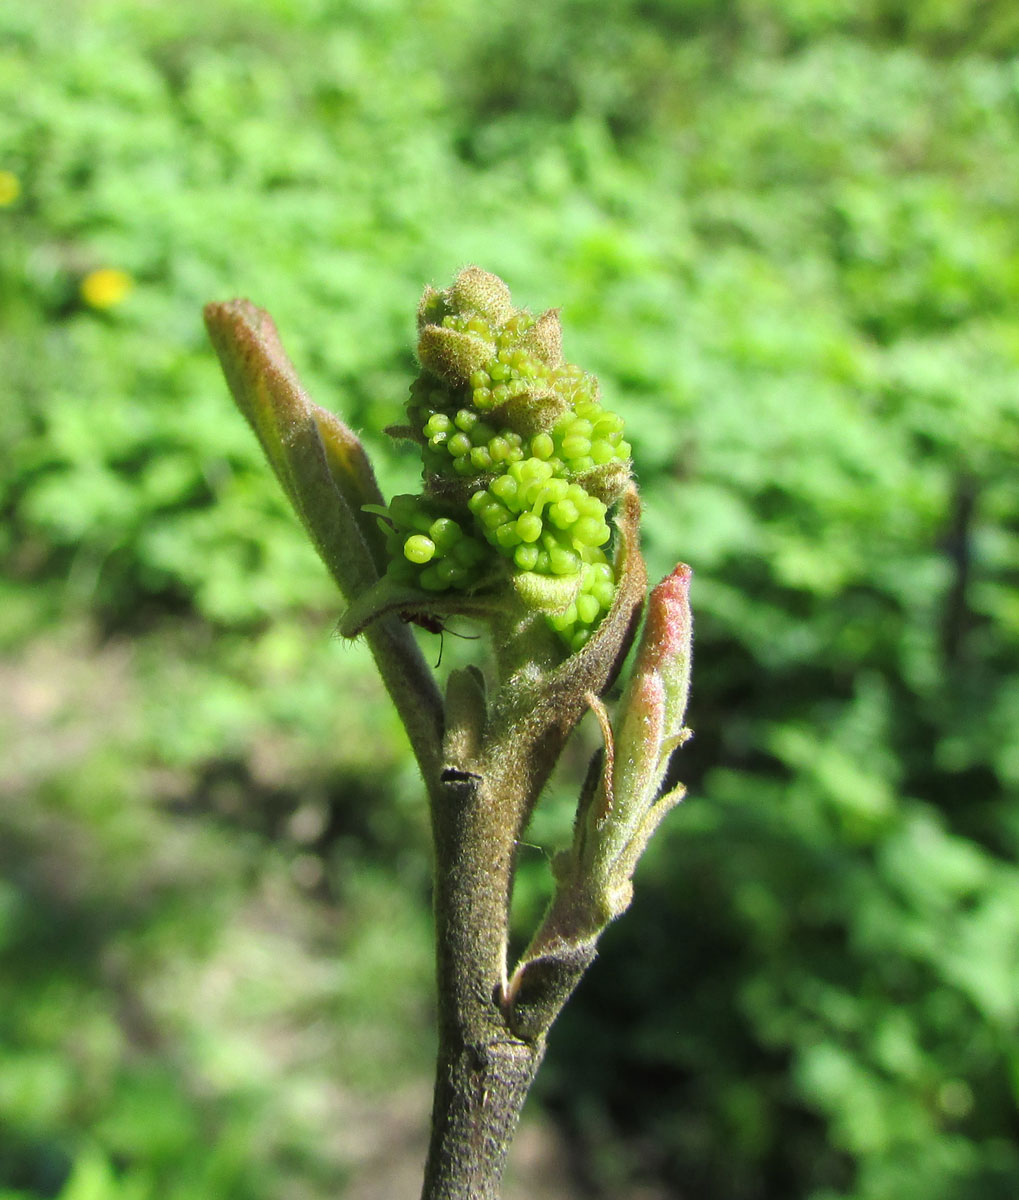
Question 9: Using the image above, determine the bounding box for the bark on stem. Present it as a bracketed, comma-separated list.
[422, 1033, 543, 1200]
[418, 497, 647, 1197]
[421, 769, 543, 1200]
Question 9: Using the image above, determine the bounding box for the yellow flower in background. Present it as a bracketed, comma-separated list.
[81, 267, 133, 309]
[0, 171, 21, 206]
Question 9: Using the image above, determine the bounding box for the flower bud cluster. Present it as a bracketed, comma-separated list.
[414, 392, 527, 478]
[373, 494, 490, 593]
[376, 269, 633, 649]
[547, 398, 631, 477]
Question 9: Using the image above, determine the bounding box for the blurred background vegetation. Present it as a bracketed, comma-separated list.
[3, 0, 1019, 1196]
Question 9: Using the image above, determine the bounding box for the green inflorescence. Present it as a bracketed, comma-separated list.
[373, 269, 632, 651]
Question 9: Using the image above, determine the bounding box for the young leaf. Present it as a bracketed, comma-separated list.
[204, 298, 386, 597]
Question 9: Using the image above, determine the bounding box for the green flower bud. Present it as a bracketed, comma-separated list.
[405, 534, 436, 564]
[371, 493, 494, 594]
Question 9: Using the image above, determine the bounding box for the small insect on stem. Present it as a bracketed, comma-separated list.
[399, 612, 479, 668]
[400, 612, 448, 636]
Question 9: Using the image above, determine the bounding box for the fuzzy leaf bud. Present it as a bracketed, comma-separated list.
[417, 325, 495, 383]
[491, 388, 571, 437]
[416, 284, 448, 330]
[574, 461, 633, 506]
[523, 308, 563, 366]
[447, 266, 514, 323]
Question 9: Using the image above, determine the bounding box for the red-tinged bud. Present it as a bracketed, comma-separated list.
[511, 565, 692, 971]
[632, 564, 693, 752]
[609, 671, 666, 830]
[578, 564, 692, 883]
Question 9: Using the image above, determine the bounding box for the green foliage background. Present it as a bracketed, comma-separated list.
[3, 0, 1019, 1196]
